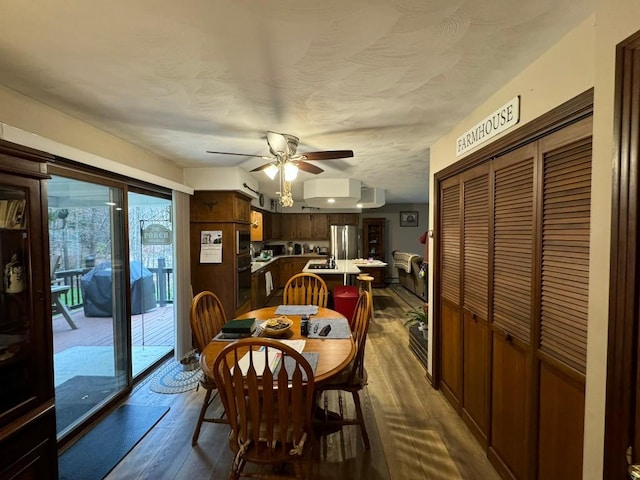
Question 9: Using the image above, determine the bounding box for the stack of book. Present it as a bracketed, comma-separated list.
[214, 318, 257, 341]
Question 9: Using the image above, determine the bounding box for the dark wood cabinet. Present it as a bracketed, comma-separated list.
[251, 260, 279, 309]
[296, 214, 313, 240]
[311, 214, 328, 239]
[279, 214, 296, 240]
[328, 213, 358, 225]
[190, 191, 253, 320]
[270, 213, 281, 240]
[190, 191, 251, 223]
[262, 211, 272, 240]
[0, 141, 57, 479]
[362, 218, 385, 260]
[275, 214, 330, 241]
[278, 257, 315, 285]
[357, 266, 385, 287]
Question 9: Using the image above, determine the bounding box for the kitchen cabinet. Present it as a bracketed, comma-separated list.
[280, 214, 297, 240]
[362, 218, 385, 261]
[190, 190, 253, 320]
[250, 210, 263, 242]
[279, 257, 322, 285]
[251, 260, 280, 309]
[296, 214, 313, 239]
[190, 191, 251, 223]
[0, 141, 58, 479]
[328, 213, 359, 225]
[269, 213, 281, 240]
[262, 211, 272, 240]
[357, 266, 386, 287]
[311, 214, 328, 239]
[276, 214, 330, 240]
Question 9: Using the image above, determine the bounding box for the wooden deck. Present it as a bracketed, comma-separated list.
[52, 305, 175, 354]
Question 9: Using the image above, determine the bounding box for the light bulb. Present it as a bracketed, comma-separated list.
[264, 164, 278, 180]
[284, 163, 298, 181]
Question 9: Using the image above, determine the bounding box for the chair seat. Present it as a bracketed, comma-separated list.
[199, 374, 216, 390]
[318, 365, 367, 390]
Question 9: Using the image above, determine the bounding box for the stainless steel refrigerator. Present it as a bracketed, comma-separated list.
[330, 225, 360, 260]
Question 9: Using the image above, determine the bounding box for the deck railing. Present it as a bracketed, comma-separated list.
[52, 261, 174, 310]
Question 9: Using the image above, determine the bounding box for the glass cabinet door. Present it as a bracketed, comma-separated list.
[0, 177, 47, 425]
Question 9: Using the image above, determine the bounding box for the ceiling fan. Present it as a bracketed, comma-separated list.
[206, 131, 354, 175]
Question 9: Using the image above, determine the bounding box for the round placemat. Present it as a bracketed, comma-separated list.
[149, 361, 203, 394]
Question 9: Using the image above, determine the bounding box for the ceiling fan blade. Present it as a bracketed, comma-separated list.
[206, 150, 270, 159]
[267, 131, 299, 156]
[296, 160, 324, 174]
[250, 162, 274, 172]
[299, 150, 354, 161]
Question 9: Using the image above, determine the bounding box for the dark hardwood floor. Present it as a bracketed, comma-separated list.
[100, 285, 499, 480]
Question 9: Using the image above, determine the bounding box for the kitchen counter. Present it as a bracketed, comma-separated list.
[302, 258, 388, 285]
[251, 254, 325, 273]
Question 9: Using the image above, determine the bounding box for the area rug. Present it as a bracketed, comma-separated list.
[55, 375, 121, 434]
[149, 360, 203, 394]
[58, 403, 169, 480]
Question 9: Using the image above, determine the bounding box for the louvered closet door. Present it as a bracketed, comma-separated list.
[440, 176, 462, 405]
[489, 143, 536, 480]
[536, 117, 592, 480]
[461, 164, 490, 442]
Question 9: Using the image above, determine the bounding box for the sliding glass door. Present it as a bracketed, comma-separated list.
[49, 174, 129, 438]
[127, 191, 174, 377]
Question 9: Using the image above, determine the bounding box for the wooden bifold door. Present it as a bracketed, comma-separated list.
[435, 115, 592, 480]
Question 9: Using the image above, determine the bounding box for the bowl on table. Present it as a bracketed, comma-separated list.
[261, 316, 293, 337]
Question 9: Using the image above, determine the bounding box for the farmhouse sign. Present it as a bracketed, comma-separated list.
[142, 223, 172, 245]
[456, 96, 520, 157]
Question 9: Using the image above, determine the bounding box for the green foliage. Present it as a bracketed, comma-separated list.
[403, 305, 427, 327]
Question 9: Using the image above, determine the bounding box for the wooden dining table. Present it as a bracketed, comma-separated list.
[199, 306, 355, 385]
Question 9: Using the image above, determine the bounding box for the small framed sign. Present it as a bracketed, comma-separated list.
[400, 211, 418, 227]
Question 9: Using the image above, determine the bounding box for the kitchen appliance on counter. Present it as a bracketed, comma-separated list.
[294, 243, 302, 255]
[330, 225, 360, 260]
[267, 244, 285, 256]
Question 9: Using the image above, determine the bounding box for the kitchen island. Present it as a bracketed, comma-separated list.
[302, 258, 387, 287]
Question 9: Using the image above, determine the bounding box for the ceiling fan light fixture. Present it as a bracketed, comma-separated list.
[284, 162, 298, 181]
[264, 164, 278, 180]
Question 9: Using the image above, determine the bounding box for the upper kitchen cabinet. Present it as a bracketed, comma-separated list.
[190, 191, 251, 223]
[296, 214, 313, 239]
[280, 214, 296, 240]
[262, 211, 272, 240]
[269, 212, 281, 240]
[328, 213, 359, 225]
[250, 210, 263, 242]
[311, 214, 328, 239]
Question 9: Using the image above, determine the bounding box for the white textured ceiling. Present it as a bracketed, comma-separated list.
[0, 1, 592, 205]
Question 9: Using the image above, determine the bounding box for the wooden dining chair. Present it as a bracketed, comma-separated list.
[190, 290, 229, 446]
[212, 338, 316, 479]
[283, 272, 328, 307]
[317, 290, 372, 449]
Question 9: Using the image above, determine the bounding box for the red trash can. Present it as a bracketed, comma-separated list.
[333, 286, 359, 326]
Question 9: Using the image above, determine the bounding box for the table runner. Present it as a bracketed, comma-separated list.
[275, 305, 319, 315]
[308, 318, 351, 339]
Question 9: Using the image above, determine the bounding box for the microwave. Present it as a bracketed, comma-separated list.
[236, 229, 251, 255]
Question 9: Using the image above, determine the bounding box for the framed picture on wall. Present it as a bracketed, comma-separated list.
[400, 211, 418, 227]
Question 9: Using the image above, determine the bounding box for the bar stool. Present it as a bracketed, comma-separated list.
[357, 274, 375, 319]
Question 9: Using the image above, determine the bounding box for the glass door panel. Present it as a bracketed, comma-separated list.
[127, 191, 174, 377]
[48, 175, 128, 438]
